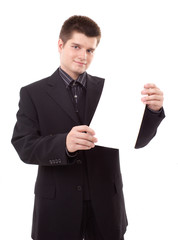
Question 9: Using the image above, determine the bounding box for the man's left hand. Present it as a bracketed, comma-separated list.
[141, 83, 164, 111]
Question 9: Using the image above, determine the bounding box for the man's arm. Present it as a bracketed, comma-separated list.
[11, 87, 97, 166]
[11, 87, 70, 166]
[135, 83, 165, 148]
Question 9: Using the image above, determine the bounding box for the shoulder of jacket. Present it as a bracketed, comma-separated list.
[21, 68, 60, 91]
[22, 76, 49, 90]
[86, 73, 105, 84]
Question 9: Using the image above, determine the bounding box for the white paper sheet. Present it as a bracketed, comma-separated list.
[89, 80, 145, 149]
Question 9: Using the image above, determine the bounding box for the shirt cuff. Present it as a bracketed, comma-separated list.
[147, 106, 163, 114]
[65, 148, 78, 158]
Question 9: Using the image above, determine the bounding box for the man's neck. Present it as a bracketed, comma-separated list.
[60, 66, 79, 80]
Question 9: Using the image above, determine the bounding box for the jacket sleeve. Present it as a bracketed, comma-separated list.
[11, 87, 76, 166]
[135, 106, 165, 149]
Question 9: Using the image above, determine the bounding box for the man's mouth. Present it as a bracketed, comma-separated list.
[74, 60, 86, 66]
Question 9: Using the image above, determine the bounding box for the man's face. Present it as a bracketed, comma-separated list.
[58, 32, 97, 80]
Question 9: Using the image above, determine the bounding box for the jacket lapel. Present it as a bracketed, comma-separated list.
[84, 74, 105, 126]
[45, 69, 105, 126]
[46, 69, 80, 124]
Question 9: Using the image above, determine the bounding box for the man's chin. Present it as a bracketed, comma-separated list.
[74, 68, 86, 75]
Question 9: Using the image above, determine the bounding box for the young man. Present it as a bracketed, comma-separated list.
[11, 15, 165, 240]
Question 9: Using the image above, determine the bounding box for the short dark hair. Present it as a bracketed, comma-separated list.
[59, 15, 101, 46]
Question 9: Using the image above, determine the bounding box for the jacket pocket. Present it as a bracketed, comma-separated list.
[34, 182, 56, 199]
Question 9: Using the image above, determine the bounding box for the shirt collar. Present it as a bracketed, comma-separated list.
[59, 67, 87, 88]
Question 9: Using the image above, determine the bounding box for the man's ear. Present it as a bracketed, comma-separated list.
[58, 39, 64, 53]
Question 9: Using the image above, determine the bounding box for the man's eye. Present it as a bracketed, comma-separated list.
[87, 49, 94, 54]
[73, 46, 79, 49]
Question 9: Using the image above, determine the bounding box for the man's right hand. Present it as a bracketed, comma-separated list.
[66, 125, 97, 153]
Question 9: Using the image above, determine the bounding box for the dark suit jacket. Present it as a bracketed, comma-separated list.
[11, 69, 165, 240]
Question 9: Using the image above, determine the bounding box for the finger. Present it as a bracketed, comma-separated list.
[69, 144, 93, 152]
[141, 98, 163, 107]
[141, 94, 163, 102]
[141, 88, 163, 96]
[75, 138, 95, 148]
[142, 99, 161, 105]
[144, 83, 158, 89]
[142, 99, 163, 107]
[74, 144, 94, 151]
[74, 125, 96, 136]
[77, 132, 97, 143]
[69, 140, 95, 152]
[67, 137, 95, 152]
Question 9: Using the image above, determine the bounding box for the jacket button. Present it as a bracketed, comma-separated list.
[77, 186, 82, 191]
[76, 159, 82, 164]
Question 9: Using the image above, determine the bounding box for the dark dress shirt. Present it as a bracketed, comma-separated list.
[59, 67, 90, 200]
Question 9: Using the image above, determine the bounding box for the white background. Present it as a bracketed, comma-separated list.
[0, 0, 178, 239]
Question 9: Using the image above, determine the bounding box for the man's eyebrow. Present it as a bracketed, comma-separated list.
[71, 42, 96, 51]
[71, 42, 81, 46]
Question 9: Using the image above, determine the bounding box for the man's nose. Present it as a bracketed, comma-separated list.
[79, 49, 87, 60]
